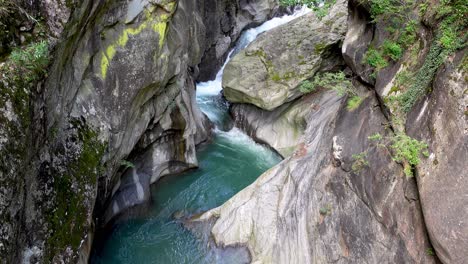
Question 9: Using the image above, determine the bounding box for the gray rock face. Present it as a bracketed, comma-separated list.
[222, 0, 348, 110]
[230, 95, 314, 157]
[0, 0, 278, 262]
[196, 86, 435, 263]
[406, 50, 468, 264]
[341, 0, 374, 85]
[197, 0, 279, 81]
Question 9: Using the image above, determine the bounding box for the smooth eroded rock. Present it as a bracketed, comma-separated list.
[222, 0, 348, 110]
[406, 50, 468, 264]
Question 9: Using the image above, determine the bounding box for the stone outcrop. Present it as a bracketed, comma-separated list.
[191, 0, 468, 262]
[222, 0, 348, 110]
[0, 0, 278, 262]
[197, 86, 435, 263]
[230, 95, 313, 157]
[406, 49, 468, 264]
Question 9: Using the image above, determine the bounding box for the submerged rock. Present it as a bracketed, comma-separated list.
[222, 0, 348, 110]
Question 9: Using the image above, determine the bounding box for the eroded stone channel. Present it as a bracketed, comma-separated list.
[90, 8, 309, 263]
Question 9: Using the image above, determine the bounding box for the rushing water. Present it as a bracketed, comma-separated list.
[92, 7, 309, 264]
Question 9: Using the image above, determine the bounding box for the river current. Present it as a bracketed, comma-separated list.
[91, 7, 309, 263]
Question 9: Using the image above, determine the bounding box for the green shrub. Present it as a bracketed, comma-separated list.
[9, 40, 49, 80]
[382, 41, 403, 61]
[368, 0, 399, 19]
[299, 80, 316, 93]
[346, 95, 363, 111]
[365, 48, 388, 69]
[390, 133, 428, 176]
[309, 71, 353, 96]
[398, 42, 446, 112]
[279, 0, 336, 20]
[352, 152, 369, 172]
[368, 133, 383, 141]
[120, 160, 135, 169]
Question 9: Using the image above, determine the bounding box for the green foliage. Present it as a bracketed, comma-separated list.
[319, 204, 332, 215]
[311, 71, 353, 96]
[369, 0, 399, 19]
[271, 73, 281, 82]
[368, 133, 383, 141]
[299, 80, 316, 93]
[302, 71, 364, 110]
[418, 3, 428, 16]
[120, 160, 135, 169]
[346, 95, 363, 111]
[352, 152, 369, 172]
[397, 42, 446, 112]
[279, 0, 336, 20]
[9, 40, 49, 81]
[382, 40, 403, 61]
[390, 133, 428, 176]
[46, 121, 106, 260]
[426, 247, 435, 256]
[365, 48, 388, 69]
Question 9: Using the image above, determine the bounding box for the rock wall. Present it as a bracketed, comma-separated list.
[0, 0, 278, 262]
[194, 0, 467, 262]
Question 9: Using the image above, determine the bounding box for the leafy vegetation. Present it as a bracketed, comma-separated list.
[9, 40, 49, 80]
[352, 152, 369, 172]
[300, 71, 365, 112]
[390, 133, 429, 177]
[426, 247, 435, 256]
[397, 42, 446, 112]
[382, 40, 403, 61]
[368, 133, 383, 141]
[367, 0, 467, 112]
[299, 80, 316, 93]
[120, 160, 135, 169]
[346, 95, 363, 111]
[279, 0, 336, 20]
[365, 48, 388, 69]
[301, 71, 353, 95]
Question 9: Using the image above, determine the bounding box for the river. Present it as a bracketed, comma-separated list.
[91, 7, 309, 263]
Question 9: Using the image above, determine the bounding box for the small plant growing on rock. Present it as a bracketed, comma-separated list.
[382, 40, 403, 61]
[120, 160, 135, 169]
[346, 95, 363, 111]
[368, 133, 383, 141]
[299, 80, 316, 93]
[365, 48, 388, 70]
[310, 71, 353, 96]
[390, 133, 429, 177]
[426, 247, 435, 256]
[352, 152, 369, 172]
[319, 204, 332, 215]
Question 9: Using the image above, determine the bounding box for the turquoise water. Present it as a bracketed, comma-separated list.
[91, 128, 280, 263]
[91, 7, 309, 263]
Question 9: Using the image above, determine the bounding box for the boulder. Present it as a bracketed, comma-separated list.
[222, 0, 348, 110]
